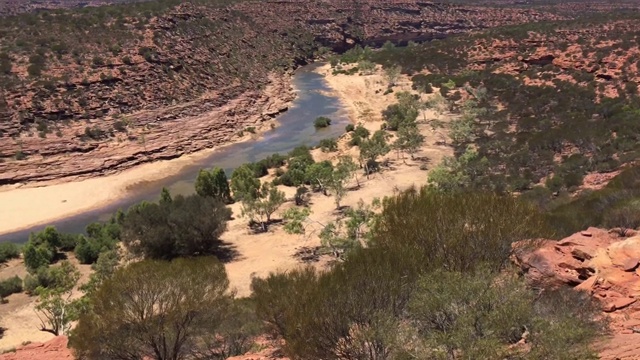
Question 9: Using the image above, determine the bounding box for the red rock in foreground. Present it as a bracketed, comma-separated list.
[515, 227, 640, 359]
[0, 336, 72, 360]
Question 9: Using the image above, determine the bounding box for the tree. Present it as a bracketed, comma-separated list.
[319, 199, 378, 257]
[230, 164, 261, 202]
[336, 155, 360, 188]
[360, 130, 390, 177]
[305, 161, 334, 195]
[283, 207, 312, 235]
[425, 93, 448, 120]
[122, 194, 231, 260]
[384, 65, 402, 87]
[393, 125, 424, 160]
[160, 187, 172, 204]
[196, 167, 232, 203]
[23, 242, 54, 272]
[428, 146, 488, 192]
[80, 250, 120, 295]
[70, 257, 236, 360]
[35, 261, 81, 336]
[241, 182, 286, 232]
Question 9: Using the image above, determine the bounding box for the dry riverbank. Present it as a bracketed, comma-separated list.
[0, 73, 293, 236]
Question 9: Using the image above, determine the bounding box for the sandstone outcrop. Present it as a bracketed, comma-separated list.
[515, 227, 640, 359]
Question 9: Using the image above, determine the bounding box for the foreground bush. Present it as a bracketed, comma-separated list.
[121, 194, 231, 260]
[70, 257, 254, 360]
[372, 187, 552, 272]
[252, 189, 601, 359]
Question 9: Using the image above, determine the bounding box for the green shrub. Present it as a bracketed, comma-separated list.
[318, 138, 337, 152]
[121, 194, 231, 260]
[0, 243, 20, 263]
[0, 276, 23, 298]
[74, 235, 117, 265]
[313, 116, 332, 129]
[23, 243, 54, 272]
[345, 124, 355, 132]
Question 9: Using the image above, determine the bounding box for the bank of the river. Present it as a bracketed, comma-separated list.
[0, 64, 350, 239]
[0, 62, 455, 350]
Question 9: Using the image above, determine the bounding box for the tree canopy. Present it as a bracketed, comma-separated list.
[121, 194, 231, 260]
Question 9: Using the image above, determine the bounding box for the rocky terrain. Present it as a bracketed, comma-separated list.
[516, 227, 640, 359]
[0, 0, 152, 16]
[0, 0, 565, 185]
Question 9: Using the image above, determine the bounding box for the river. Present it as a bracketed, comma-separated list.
[0, 63, 350, 243]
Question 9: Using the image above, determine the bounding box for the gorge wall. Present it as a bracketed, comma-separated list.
[0, 0, 563, 185]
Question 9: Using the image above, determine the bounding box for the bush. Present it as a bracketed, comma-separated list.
[0, 276, 23, 298]
[0, 243, 20, 263]
[70, 257, 242, 359]
[318, 138, 337, 152]
[23, 243, 54, 272]
[253, 189, 600, 360]
[313, 116, 332, 129]
[345, 124, 355, 132]
[121, 194, 231, 260]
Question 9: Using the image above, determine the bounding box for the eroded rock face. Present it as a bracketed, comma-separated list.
[0, 1, 563, 185]
[515, 228, 640, 359]
[0, 336, 72, 360]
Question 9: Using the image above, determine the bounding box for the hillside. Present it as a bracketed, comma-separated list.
[0, 0, 565, 185]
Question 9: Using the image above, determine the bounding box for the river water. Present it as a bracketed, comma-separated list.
[0, 63, 349, 243]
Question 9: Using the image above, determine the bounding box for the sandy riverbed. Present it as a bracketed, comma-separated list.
[0, 120, 276, 237]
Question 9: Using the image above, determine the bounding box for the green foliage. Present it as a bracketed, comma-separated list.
[282, 207, 311, 235]
[304, 160, 331, 190]
[546, 166, 640, 236]
[411, 74, 434, 93]
[384, 65, 402, 86]
[428, 146, 489, 192]
[360, 130, 390, 174]
[358, 60, 375, 74]
[0, 243, 20, 263]
[407, 270, 601, 360]
[372, 188, 551, 272]
[241, 182, 286, 232]
[345, 123, 355, 132]
[318, 138, 338, 152]
[381, 92, 419, 131]
[34, 261, 81, 336]
[348, 124, 370, 147]
[393, 124, 424, 159]
[0, 276, 23, 299]
[230, 164, 261, 201]
[80, 250, 120, 295]
[253, 190, 597, 360]
[320, 199, 378, 258]
[195, 167, 232, 203]
[160, 187, 172, 204]
[121, 194, 231, 260]
[276, 146, 316, 187]
[14, 150, 27, 161]
[70, 257, 246, 359]
[22, 242, 54, 273]
[313, 116, 332, 129]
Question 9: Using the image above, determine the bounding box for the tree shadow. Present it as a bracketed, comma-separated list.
[213, 240, 241, 263]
